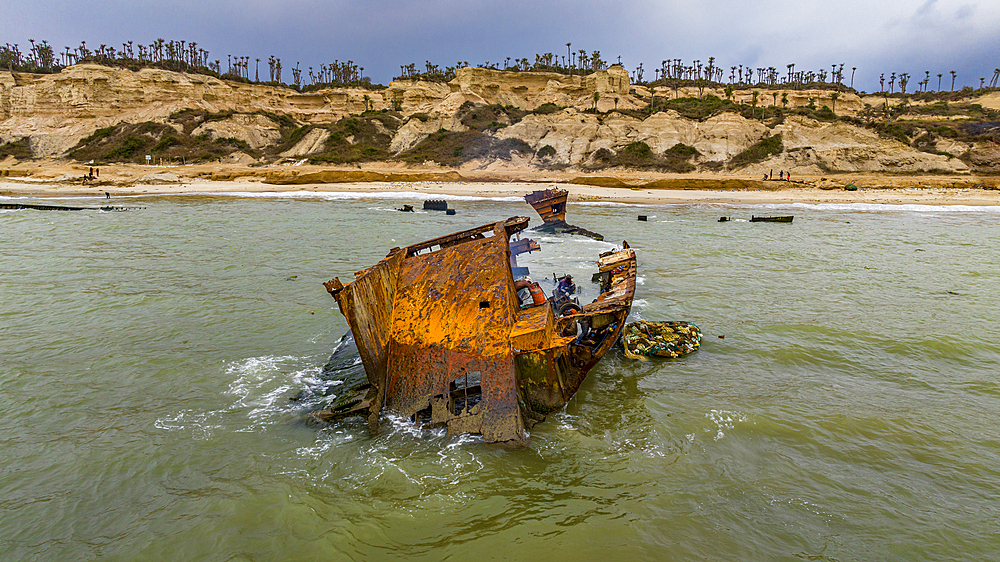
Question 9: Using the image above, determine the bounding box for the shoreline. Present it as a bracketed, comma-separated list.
[4, 179, 1000, 207]
[2, 163, 999, 206]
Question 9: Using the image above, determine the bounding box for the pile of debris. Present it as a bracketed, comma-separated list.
[621, 321, 702, 359]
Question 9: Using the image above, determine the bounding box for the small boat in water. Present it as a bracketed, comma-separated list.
[317, 217, 636, 445]
[750, 215, 794, 223]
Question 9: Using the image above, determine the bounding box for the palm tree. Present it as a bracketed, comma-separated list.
[950, 70, 956, 91]
[781, 92, 788, 109]
[990, 69, 1000, 88]
[850, 67, 856, 89]
[566, 43, 571, 73]
[937, 73, 943, 92]
[751, 90, 759, 119]
[593, 91, 600, 110]
[830, 91, 840, 117]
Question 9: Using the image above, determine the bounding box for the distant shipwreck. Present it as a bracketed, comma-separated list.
[316, 216, 635, 445]
[524, 189, 604, 240]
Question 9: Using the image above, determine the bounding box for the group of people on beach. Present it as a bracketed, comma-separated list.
[82, 166, 100, 181]
[763, 170, 792, 182]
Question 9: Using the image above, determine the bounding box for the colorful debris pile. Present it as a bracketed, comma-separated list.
[621, 320, 702, 359]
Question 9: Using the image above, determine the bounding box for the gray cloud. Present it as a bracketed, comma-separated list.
[2, 0, 997, 92]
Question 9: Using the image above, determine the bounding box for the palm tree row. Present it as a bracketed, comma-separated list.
[646, 58, 1000, 98]
[301, 60, 372, 90]
[2, 40, 61, 73]
[2, 36, 384, 91]
[4, 37, 998, 96]
[3, 38, 217, 76]
[882, 68, 1000, 94]
[393, 46, 609, 81]
[645, 60, 853, 91]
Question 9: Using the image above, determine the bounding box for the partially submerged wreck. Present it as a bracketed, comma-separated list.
[317, 217, 636, 445]
[750, 215, 794, 223]
[524, 189, 605, 240]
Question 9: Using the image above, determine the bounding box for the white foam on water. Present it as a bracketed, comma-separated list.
[709, 201, 1000, 214]
[208, 190, 522, 202]
[153, 409, 225, 439]
[576, 201, 642, 207]
[295, 412, 491, 493]
[154, 354, 326, 437]
[706, 409, 752, 442]
[1, 193, 151, 201]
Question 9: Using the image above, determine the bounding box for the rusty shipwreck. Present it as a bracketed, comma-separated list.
[524, 188, 604, 240]
[317, 216, 636, 445]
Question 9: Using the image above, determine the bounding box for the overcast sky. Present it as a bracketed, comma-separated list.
[3, 0, 999, 92]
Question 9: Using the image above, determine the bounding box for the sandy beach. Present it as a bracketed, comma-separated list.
[2, 161, 999, 206]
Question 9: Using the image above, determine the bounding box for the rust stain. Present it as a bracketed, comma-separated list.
[319, 217, 636, 446]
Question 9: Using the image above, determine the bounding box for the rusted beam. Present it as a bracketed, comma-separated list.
[405, 216, 528, 257]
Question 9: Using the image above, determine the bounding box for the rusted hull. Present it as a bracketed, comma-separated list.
[524, 189, 604, 241]
[524, 189, 568, 224]
[518, 246, 636, 415]
[321, 217, 636, 445]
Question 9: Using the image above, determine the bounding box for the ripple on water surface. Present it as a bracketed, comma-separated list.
[3, 195, 1000, 560]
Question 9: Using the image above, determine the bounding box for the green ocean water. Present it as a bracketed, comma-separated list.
[2, 189, 999, 561]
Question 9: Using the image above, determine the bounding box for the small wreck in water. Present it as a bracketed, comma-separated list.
[524, 189, 605, 240]
[317, 216, 636, 445]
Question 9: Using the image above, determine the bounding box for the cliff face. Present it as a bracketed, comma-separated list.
[496, 110, 968, 173]
[650, 86, 865, 116]
[0, 64, 385, 122]
[384, 65, 639, 116]
[0, 63, 989, 175]
[0, 64, 384, 156]
[448, 66, 634, 110]
[497, 110, 768, 165]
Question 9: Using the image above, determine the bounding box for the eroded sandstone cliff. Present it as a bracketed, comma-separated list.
[1, 63, 995, 175]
